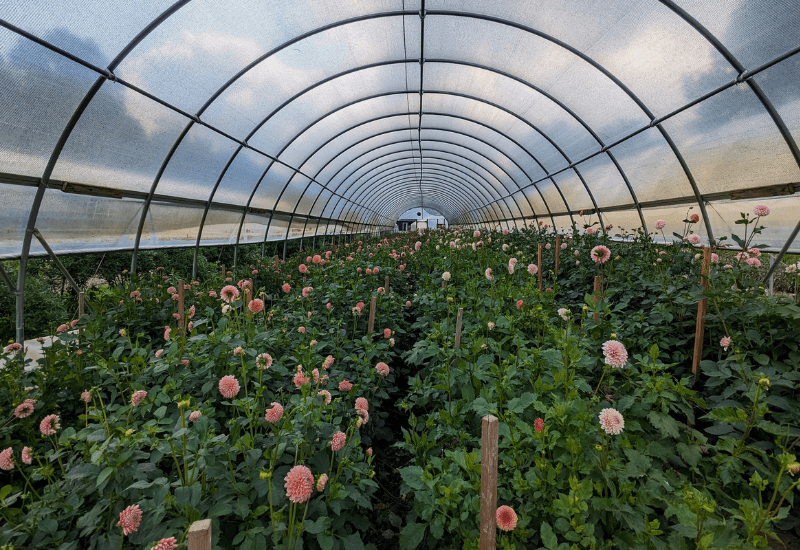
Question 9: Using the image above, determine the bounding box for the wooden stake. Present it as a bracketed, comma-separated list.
[593, 275, 602, 323]
[221, 264, 226, 277]
[385, 275, 390, 294]
[177, 279, 185, 337]
[480, 415, 499, 550]
[188, 519, 212, 550]
[78, 291, 85, 318]
[455, 307, 464, 349]
[554, 235, 560, 278]
[537, 243, 543, 291]
[367, 296, 377, 335]
[692, 246, 712, 381]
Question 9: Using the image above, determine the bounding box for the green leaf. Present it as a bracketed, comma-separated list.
[399, 466, 426, 491]
[208, 500, 232, 518]
[400, 522, 426, 550]
[506, 392, 535, 414]
[341, 532, 365, 550]
[0, 485, 12, 501]
[647, 411, 681, 438]
[541, 521, 558, 549]
[319, 534, 335, 550]
[96, 466, 114, 488]
[304, 516, 331, 534]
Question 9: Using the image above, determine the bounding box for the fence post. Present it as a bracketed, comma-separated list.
[554, 235, 560, 279]
[692, 246, 712, 381]
[593, 275, 602, 323]
[537, 243, 543, 291]
[188, 519, 212, 550]
[367, 296, 377, 335]
[480, 415, 499, 550]
[177, 280, 185, 337]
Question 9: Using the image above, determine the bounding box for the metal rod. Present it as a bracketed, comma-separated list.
[0, 262, 15, 295]
[32, 230, 83, 298]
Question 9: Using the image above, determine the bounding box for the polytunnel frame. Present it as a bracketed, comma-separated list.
[2, 2, 800, 342]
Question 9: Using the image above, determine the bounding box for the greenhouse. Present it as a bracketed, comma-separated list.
[1, 1, 800, 549]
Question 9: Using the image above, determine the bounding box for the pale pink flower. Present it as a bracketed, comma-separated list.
[164, 326, 171, 341]
[318, 390, 332, 405]
[591, 245, 611, 264]
[293, 370, 310, 388]
[220, 285, 239, 303]
[326, 302, 332, 311]
[508, 263, 515, 275]
[150, 538, 178, 550]
[284, 465, 314, 503]
[485, 268, 493, 280]
[117, 504, 142, 536]
[720, 336, 732, 351]
[21, 446, 32, 465]
[339, 380, 353, 392]
[389, 338, 395, 347]
[322, 355, 334, 370]
[375, 362, 390, 376]
[688, 234, 701, 245]
[248, 299, 264, 313]
[40, 414, 60, 436]
[415, 241, 422, 251]
[655, 220, 666, 230]
[331, 431, 346, 451]
[711, 253, 719, 263]
[585, 227, 596, 235]
[233, 346, 245, 356]
[0, 448, 13, 470]
[748, 248, 762, 257]
[316, 473, 328, 492]
[167, 286, 177, 295]
[298, 326, 306, 334]
[473, 230, 481, 238]
[313, 254, 322, 264]
[265, 402, 284, 423]
[218, 375, 240, 399]
[56, 324, 69, 334]
[131, 390, 148, 406]
[282, 283, 291, 293]
[355, 397, 369, 412]
[367, 447, 373, 457]
[155, 349, 164, 358]
[299, 264, 308, 274]
[188, 411, 202, 422]
[534, 418, 544, 432]
[599, 408, 625, 435]
[561, 242, 568, 249]
[496, 505, 517, 531]
[689, 213, 700, 223]
[558, 308, 569, 321]
[602, 340, 628, 368]
[312, 368, 320, 383]
[746, 257, 761, 268]
[81, 391, 91, 403]
[208, 290, 218, 298]
[256, 353, 273, 369]
[487, 321, 495, 330]
[516, 300, 524, 309]
[527, 264, 538, 275]
[754, 205, 770, 217]
[14, 399, 35, 418]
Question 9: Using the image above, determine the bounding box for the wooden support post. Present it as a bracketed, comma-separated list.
[78, 291, 85, 318]
[441, 280, 447, 289]
[554, 235, 560, 279]
[367, 296, 377, 335]
[221, 264, 226, 277]
[480, 415, 499, 550]
[244, 279, 253, 309]
[385, 275, 390, 294]
[188, 519, 212, 550]
[692, 246, 712, 381]
[537, 243, 543, 291]
[593, 275, 602, 323]
[455, 307, 464, 349]
[177, 279, 185, 337]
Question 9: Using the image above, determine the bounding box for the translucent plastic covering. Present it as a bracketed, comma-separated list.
[0, 0, 798, 273]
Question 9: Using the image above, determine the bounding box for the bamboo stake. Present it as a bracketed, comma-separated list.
[188, 519, 212, 550]
[554, 235, 560, 278]
[692, 246, 712, 381]
[480, 415, 499, 550]
[177, 279, 185, 337]
[537, 243, 543, 291]
[593, 275, 602, 323]
[367, 296, 377, 335]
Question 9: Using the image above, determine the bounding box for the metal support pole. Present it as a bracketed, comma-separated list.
[0, 262, 15, 295]
[32, 229, 83, 298]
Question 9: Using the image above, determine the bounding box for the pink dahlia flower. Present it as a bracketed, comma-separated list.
[318, 390, 332, 405]
[316, 473, 328, 492]
[282, 283, 291, 293]
[14, 399, 36, 418]
[256, 353, 273, 369]
[599, 408, 625, 435]
[591, 245, 611, 264]
[81, 391, 91, 403]
[117, 504, 142, 536]
[746, 257, 762, 268]
[21, 446, 32, 465]
[720, 336, 732, 351]
[602, 340, 628, 368]
[150, 538, 178, 550]
[220, 285, 240, 303]
[558, 308, 569, 321]
[355, 397, 369, 412]
[534, 418, 544, 433]
[248, 299, 264, 313]
[496, 505, 517, 531]
[0, 447, 13, 470]
[339, 380, 353, 392]
[284, 465, 314, 503]
[485, 268, 493, 280]
[507, 263, 515, 275]
[298, 264, 308, 274]
[40, 414, 60, 436]
[218, 375, 240, 399]
[265, 402, 284, 423]
[330, 431, 346, 451]
[384, 328, 392, 338]
[754, 205, 770, 217]
[527, 264, 538, 275]
[131, 390, 148, 406]
[375, 362, 390, 376]
[473, 230, 481, 237]
[322, 355, 334, 370]
[688, 234, 701, 245]
[164, 326, 171, 341]
[654, 220, 666, 230]
[293, 370, 310, 388]
[188, 411, 202, 422]
[233, 346, 245, 357]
